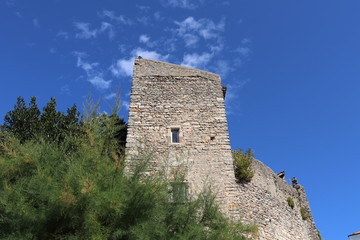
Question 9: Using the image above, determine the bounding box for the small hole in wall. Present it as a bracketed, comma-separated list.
[210, 136, 215, 141]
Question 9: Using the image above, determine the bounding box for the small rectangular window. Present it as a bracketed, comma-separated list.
[170, 182, 188, 203]
[171, 128, 180, 143]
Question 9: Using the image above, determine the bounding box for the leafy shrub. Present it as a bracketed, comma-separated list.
[233, 148, 254, 183]
[300, 207, 308, 220]
[0, 99, 256, 240]
[287, 197, 295, 209]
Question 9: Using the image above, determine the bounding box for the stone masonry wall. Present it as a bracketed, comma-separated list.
[234, 159, 320, 240]
[126, 57, 238, 213]
[126, 57, 320, 240]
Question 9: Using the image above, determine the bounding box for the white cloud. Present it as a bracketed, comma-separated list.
[183, 33, 199, 47]
[88, 76, 111, 89]
[181, 52, 213, 69]
[110, 59, 134, 77]
[162, 0, 204, 9]
[73, 52, 112, 89]
[110, 48, 169, 77]
[74, 22, 97, 39]
[100, 10, 132, 25]
[174, 17, 225, 47]
[139, 34, 150, 43]
[154, 12, 164, 21]
[122, 101, 130, 110]
[136, 49, 168, 61]
[105, 93, 116, 100]
[33, 18, 39, 27]
[118, 44, 127, 53]
[236, 47, 251, 57]
[100, 22, 115, 39]
[211, 60, 233, 77]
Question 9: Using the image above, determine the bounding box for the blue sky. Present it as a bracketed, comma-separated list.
[1, 0, 360, 239]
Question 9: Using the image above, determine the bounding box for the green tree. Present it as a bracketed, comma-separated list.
[2, 97, 83, 145]
[0, 100, 256, 240]
[3, 96, 40, 143]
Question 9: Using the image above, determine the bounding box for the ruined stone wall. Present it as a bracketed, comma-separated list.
[126, 57, 320, 240]
[233, 159, 320, 240]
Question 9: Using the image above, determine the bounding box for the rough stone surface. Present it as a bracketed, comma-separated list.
[235, 159, 320, 240]
[126, 58, 320, 240]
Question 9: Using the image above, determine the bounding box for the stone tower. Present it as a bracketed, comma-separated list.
[126, 57, 320, 240]
[125, 57, 239, 215]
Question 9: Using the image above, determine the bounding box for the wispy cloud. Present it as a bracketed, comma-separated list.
[139, 34, 150, 44]
[88, 76, 111, 89]
[105, 93, 116, 100]
[110, 48, 169, 77]
[211, 60, 233, 77]
[100, 22, 115, 39]
[161, 0, 204, 9]
[73, 52, 112, 89]
[154, 12, 164, 21]
[139, 34, 156, 47]
[235, 47, 251, 57]
[74, 21, 115, 40]
[175, 17, 225, 47]
[74, 22, 97, 39]
[99, 10, 132, 25]
[122, 100, 130, 110]
[181, 52, 213, 69]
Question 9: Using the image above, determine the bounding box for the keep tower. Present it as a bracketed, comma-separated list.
[125, 57, 239, 216]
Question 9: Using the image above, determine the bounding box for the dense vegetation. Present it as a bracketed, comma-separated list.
[0, 97, 256, 240]
[233, 148, 254, 183]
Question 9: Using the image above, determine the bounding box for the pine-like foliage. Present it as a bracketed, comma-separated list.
[3, 97, 82, 144]
[0, 98, 256, 240]
[233, 148, 255, 183]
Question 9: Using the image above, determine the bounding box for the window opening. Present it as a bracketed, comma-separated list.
[171, 128, 180, 143]
[170, 182, 188, 203]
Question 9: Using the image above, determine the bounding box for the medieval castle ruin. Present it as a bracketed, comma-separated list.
[125, 57, 320, 240]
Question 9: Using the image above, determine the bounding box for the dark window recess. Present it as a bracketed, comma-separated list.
[171, 128, 180, 143]
[171, 182, 188, 203]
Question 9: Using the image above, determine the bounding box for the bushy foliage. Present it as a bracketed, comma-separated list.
[233, 148, 254, 183]
[3, 97, 82, 144]
[287, 197, 295, 209]
[0, 98, 256, 240]
[300, 207, 308, 220]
